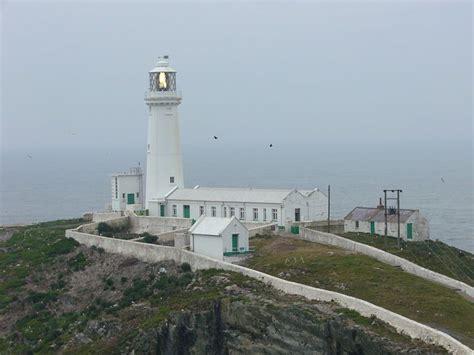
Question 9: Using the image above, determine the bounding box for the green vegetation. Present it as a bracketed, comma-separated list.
[141, 232, 158, 244]
[244, 235, 474, 348]
[336, 232, 474, 286]
[0, 219, 83, 308]
[97, 222, 127, 237]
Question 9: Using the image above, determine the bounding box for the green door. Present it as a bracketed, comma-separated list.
[160, 205, 165, 217]
[232, 234, 239, 252]
[370, 221, 375, 236]
[127, 193, 135, 205]
[407, 223, 413, 240]
[183, 205, 190, 218]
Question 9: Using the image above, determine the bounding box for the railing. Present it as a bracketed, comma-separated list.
[144, 90, 182, 99]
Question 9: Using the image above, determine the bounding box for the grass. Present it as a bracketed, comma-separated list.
[244, 234, 474, 348]
[0, 218, 84, 308]
[334, 231, 474, 286]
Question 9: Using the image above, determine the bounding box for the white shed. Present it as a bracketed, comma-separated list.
[189, 216, 250, 260]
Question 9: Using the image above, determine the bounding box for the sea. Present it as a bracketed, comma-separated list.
[1, 141, 473, 252]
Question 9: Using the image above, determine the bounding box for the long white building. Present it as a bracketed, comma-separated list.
[148, 186, 327, 227]
[112, 57, 328, 227]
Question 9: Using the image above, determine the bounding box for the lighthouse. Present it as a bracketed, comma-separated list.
[144, 57, 184, 213]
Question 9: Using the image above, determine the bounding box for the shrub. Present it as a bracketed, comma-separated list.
[142, 233, 157, 244]
[97, 222, 113, 236]
[120, 277, 128, 283]
[181, 262, 191, 273]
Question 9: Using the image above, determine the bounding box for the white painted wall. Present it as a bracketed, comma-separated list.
[344, 211, 429, 241]
[282, 190, 328, 224]
[192, 234, 224, 260]
[162, 190, 327, 226]
[145, 91, 184, 207]
[163, 200, 283, 225]
[111, 175, 143, 211]
[221, 219, 249, 254]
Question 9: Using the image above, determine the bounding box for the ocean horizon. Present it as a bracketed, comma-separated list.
[1, 141, 472, 252]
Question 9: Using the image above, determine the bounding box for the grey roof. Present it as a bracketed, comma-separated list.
[166, 187, 320, 204]
[189, 216, 245, 236]
[344, 207, 417, 223]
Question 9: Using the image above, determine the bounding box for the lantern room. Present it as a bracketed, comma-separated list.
[149, 56, 177, 92]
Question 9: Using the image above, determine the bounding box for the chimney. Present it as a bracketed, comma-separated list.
[377, 197, 384, 210]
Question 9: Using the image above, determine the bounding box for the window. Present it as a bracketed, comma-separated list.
[170, 176, 175, 183]
[223, 207, 227, 217]
[239, 207, 245, 220]
[172, 205, 177, 217]
[199, 206, 204, 216]
[253, 208, 258, 221]
[122, 193, 125, 199]
[147, 144, 150, 152]
[230, 207, 235, 217]
[114, 178, 118, 199]
[272, 208, 278, 221]
[136, 192, 139, 198]
[263, 208, 267, 221]
[355, 221, 359, 228]
[211, 206, 217, 217]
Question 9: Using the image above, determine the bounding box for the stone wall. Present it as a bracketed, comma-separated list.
[79, 217, 130, 234]
[65, 223, 472, 354]
[299, 227, 474, 298]
[156, 227, 190, 242]
[92, 212, 124, 222]
[129, 215, 192, 235]
[247, 223, 278, 238]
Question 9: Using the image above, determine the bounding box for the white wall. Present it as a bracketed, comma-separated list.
[221, 220, 249, 254]
[145, 99, 184, 206]
[112, 175, 142, 211]
[283, 190, 328, 224]
[164, 200, 283, 225]
[192, 234, 224, 260]
[129, 215, 192, 235]
[344, 212, 429, 242]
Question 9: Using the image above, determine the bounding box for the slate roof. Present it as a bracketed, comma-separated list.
[166, 187, 320, 204]
[189, 216, 245, 236]
[344, 207, 418, 223]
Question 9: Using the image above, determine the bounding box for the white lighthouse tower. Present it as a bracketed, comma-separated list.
[145, 56, 184, 215]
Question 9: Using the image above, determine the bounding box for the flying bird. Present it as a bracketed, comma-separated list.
[26, 154, 33, 159]
[441, 177, 445, 183]
[213, 136, 218, 140]
[269, 144, 273, 147]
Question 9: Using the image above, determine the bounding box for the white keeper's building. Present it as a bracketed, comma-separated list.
[189, 216, 250, 260]
[111, 57, 328, 227]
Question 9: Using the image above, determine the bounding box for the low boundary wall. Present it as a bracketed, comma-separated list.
[248, 223, 278, 238]
[66, 223, 472, 354]
[299, 227, 474, 299]
[129, 215, 192, 235]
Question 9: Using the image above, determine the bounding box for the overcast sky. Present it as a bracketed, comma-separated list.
[1, 1, 472, 153]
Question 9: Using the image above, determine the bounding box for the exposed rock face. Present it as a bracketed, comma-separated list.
[128, 299, 442, 355]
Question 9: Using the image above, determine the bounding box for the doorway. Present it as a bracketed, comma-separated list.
[183, 205, 190, 218]
[232, 234, 239, 252]
[295, 208, 301, 222]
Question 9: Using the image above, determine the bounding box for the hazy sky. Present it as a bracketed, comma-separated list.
[1, 1, 472, 153]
